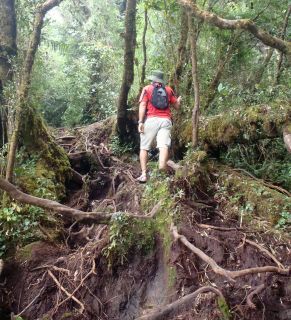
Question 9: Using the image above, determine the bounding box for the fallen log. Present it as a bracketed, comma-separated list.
[0, 178, 161, 224]
[178, 103, 290, 150]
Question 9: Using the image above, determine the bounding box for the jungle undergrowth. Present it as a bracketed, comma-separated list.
[0, 150, 60, 257]
[221, 138, 291, 190]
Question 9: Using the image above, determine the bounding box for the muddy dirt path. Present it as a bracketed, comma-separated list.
[0, 127, 290, 320]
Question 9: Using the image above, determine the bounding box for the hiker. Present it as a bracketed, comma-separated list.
[137, 70, 181, 182]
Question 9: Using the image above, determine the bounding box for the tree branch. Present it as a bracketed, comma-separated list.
[177, 0, 291, 58]
[0, 178, 161, 224]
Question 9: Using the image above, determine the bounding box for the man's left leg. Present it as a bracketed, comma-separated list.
[156, 118, 172, 171]
[158, 147, 169, 170]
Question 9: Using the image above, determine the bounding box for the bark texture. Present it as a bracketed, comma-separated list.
[140, 7, 148, 88]
[116, 0, 137, 140]
[0, 0, 17, 145]
[5, 0, 63, 181]
[177, 0, 291, 60]
[274, 5, 291, 85]
[188, 12, 200, 146]
[170, 9, 188, 91]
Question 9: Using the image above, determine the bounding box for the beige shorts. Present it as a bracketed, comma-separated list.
[140, 117, 172, 151]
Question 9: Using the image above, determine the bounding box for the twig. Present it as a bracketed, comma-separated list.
[197, 223, 244, 231]
[246, 284, 265, 309]
[137, 286, 225, 320]
[93, 145, 109, 169]
[172, 225, 290, 282]
[56, 259, 96, 310]
[31, 265, 70, 275]
[245, 239, 284, 269]
[145, 200, 162, 217]
[16, 287, 45, 317]
[48, 270, 85, 313]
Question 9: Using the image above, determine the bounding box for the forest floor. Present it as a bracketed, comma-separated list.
[0, 120, 290, 320]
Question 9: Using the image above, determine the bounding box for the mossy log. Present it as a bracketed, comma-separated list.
[178, 103, 290, 151]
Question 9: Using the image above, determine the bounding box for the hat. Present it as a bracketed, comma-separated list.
[147, 70, 166, 84]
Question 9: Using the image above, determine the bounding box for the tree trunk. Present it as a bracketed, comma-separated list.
[140, 7, 148, 88]
[5, 0, 63, 182]
[274, 4, 291, 85]
[116, 0, 137, 141]
[249, 48, 274, 87]
[170, 9, 188, 92]
[188, 12, 200, 147]
[0, 0, 17, 146]
[204, 32, 238, 109]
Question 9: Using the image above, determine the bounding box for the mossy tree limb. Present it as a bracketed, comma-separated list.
[5, 0, 63, 181]
[177, 0, 291, 61]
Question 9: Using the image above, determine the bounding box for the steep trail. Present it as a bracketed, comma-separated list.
[0, 122, 290, 320]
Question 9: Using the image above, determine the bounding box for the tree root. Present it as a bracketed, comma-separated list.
[246, 284, 266, 309]
[15, 287, 46, 317]
[171, 225, 290, 282]
[197, 223, 284, 268]
[245, 239, 284, 269]
[0, 178, 161, 224]
[137, 286, 225, 320]
[48, 270, 85, 313]
[56, 259, 96, 310]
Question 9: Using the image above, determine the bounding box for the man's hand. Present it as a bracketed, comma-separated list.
[138, 123, 144, 133]
[173, 96, 182, 110]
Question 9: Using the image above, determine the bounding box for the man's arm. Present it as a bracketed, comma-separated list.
[138, 101, 147, 133]
[172, 96, 182, 110]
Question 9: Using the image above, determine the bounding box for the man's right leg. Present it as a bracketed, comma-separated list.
[140, 149, 148, 176]
[138, 118, 159, 182]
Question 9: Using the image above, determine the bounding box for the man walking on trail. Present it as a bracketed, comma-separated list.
[137, 70, 181, 183]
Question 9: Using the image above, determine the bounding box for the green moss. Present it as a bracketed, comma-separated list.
[60, 313, 74, 319]
[21, 106, 71, 198]
[199, 103, 289, 148]
[16, 241, 40, 262]
[216, 166, 291, 225]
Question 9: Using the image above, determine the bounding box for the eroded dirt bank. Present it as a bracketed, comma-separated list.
[0, 125, 290, 320]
